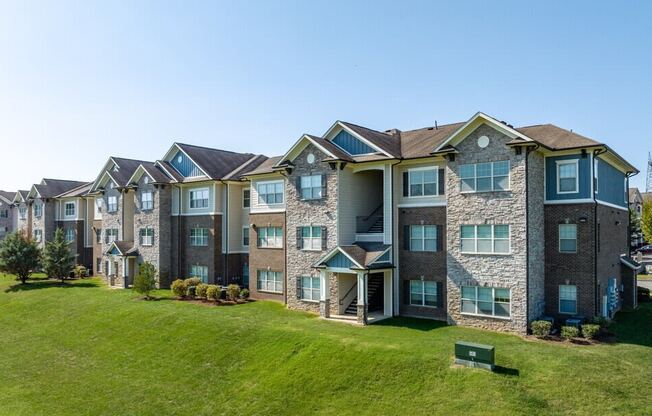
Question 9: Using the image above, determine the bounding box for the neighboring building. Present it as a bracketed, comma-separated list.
[629, 188, 645, 248]
[13, 190, 32, 236]
[53, 182, 95, 270]
[0, 191, 17, 240]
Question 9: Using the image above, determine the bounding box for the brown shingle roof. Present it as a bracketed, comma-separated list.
[175, 143, 256, 180]
[55, 182, 93, 198]
[399, 122, 465, 159]
[242, 156, 283, 176]
[139, 162, 174, 184]
[516, 124, 601, 150]
[0, 191, 15, 202]
[339, 242, 391, 267]
[339, 122, 402, 158]
[35, 179, 89, 198]
[110, 157, 152, 187]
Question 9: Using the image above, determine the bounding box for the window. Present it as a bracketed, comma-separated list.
[300, 226, 322, 250]
[190, 265, 209, 283]
[410, 280, 437, 307]
[410, 225, 437, 252]
[107, 196, 118, 213]
[95, 229, 102, 243]
[459, 161, 509, 192]
[243, 189, 250, 208]
[140, 227, 154, 246]
[141, 191, 153, 210]
[257, 227, 283, 248]
[557, 160, 578, 193]
[190, 228, 209, 246]
[460, 225, 510, 254]
[409, 168, 438, 197]
[257, 181, 284, 205]
[243, 263, 249, 285]
[19, 207, 26, 220]
[0, 210, 7, 218]
[461, 286, 511, 318]
[96, 258, 102, 273]
[257, 270, 283, 293]
[242, 227, 249, 247]
[105, 229, 118, 243]
[33, 204, 42, 217]
[593, 159, 599, 194]
[189, 188, 209, 209]
[65, 202, 75, 217]
[559, 285, 577, 314]
[300, 175, 323, 200]
[33, 229, 42, 242]
[559, 224, 577, 253]
[300, 276, 320, 301]
[65, 229, 75, 242]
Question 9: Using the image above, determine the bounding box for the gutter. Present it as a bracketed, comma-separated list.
[220, 180, 229, 286]
[592, 148, 607, 316]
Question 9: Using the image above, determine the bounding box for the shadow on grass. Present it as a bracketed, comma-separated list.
[370, 316, 448, 332]
[493, 365, 519, 376]
[4, 279, 100, 293]
[610, 301, 652, 348]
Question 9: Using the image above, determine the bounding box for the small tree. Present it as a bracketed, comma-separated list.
[0, 231, 41, 284]
[133, 262, 157, 300]
[642, 200, 652, 244]
[42, 228, 76, 284]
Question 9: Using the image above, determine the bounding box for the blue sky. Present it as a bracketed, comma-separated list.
[0, 0, 650, 191]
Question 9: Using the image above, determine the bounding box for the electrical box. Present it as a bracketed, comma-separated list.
[454, 341, 495, 370]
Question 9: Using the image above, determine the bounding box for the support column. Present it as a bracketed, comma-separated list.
[319, 270, 330, 318]
[356, 271, 367, 325]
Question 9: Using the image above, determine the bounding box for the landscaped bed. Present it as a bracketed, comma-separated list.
[0, 273, 651, 415]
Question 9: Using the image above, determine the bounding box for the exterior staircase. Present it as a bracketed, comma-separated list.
[344, 273, 384, 315]
[367, 216, 384, 233]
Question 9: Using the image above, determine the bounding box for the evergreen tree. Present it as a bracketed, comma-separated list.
[0, 231, 41, 284]
[133, 262, 157, 299]
[642, 200, 652, 245]
[42, 228, 76, 283]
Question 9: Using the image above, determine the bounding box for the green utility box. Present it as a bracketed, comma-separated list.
[454, 341, 495, 371]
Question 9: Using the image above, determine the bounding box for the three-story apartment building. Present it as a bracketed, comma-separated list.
[0, 191, 17, 240]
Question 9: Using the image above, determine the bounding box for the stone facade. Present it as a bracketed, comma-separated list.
[15, 200, 31, 236]
[101, 185, 127, 285]
[526, 150, 546, 321]
[285, 144, 339, 315]
[446, 124, 530, 333]
[0, 199, 16, 240]
[248, 212, 285, 302]
[92, 219, 102, 276]
[31, 198, 56, 249]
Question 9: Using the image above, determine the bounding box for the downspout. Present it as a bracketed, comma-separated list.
[176, 184, 182, 279]
[389, 159, 401, 317]
[279, 170, 290, 306]
[221, 180, 229, 286]
[592, 148, 607, 316]
[524, 145, 537, 326]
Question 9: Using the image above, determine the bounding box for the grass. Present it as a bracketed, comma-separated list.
[0, 274, 651, 415]
[638, 274, 651, 280]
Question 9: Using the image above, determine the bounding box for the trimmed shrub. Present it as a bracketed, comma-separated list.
[206, 285, 219, 301]
[591, 315, 610, 329]
[582, 324, 601, 340]
[240, 288, 250, 300]
[226, 284, 240, 301]
[185, 277, 202, 287]
[186, 286, 197, 298]
[196, 283, 208, 299]
[637, 286, 650, 302]
[74, 264, 87, 279]
[560, 326, 580, 340]
[531, 320, 552, 338]
[171, 279, 187, 298]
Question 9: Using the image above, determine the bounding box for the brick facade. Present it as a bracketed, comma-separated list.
[171, 214, 223, 284]
[248, 212, 286, 301]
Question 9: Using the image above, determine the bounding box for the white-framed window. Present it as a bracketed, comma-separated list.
[96, 258, 102, 273]
[141, 191, 153, 210]
[410, 225, 437, 252]
[559, 224, 577, 253]
[140, 227, 154, 246]
[33, 229, 42, 242]
[189, 188, 209, 209]
[556, 159, 579, 194]
[0, 210, 7, 219]
[64, 228, 75, 242]
[257, 227, 283, 248]
[460, 225, 510, 254]
[190, 228, 209, 246]
[105, 228, 118, 243]
[242, 227, 249, 247]
[107, 196, 118, 213]
[257, 270, 283, 293]
[408, 168, 438, 197]
[96, 229, 102, 244]
[300, 276, 320, 301]
[593, 158, 599, 194]
[33, 204, 42, 217]
[243, 189, 250, 209]
[559, 285, 577, 314]
[300, 226, 322, 250]
[410, 280, 437, 307]
[64, 202, 75, 217]
[461, 286, 511, 318]
[190, 265, 209, 283]
[300, 175, 323, 200]
[19, 207, 26, 220]
[94, 198, 102, 216]
[257, 181, 284, 205]
[459, 161, 510, 192]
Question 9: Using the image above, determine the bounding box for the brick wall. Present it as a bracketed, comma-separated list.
[171, 214, 223, 284]
[596, 203, 628, 315]
[248, 212, 285, 302]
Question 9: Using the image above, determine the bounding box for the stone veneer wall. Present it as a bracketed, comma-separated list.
[0, 200, 16, 239]
[248, 212, 286, 302]
[31, 198, 55, 249]
[92, 219, 102, 276]
[101, 186, 125, 284]
[527, 150, 546, 322]
[16, 201, 31, 236]
[446, 124, 529, 333]
[285, 144, 339, 315]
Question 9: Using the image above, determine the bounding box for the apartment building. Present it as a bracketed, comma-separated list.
[0, 191, 17, 240]
[13, 190, 32, 236]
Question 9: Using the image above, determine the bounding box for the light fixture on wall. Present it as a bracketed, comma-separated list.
[579, 217, 588, 223]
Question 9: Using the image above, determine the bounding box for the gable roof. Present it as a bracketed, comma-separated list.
[338, 121, 402, 158]
[0, 191, 15, 204]
[399, 122, 465, 159]
[243, 156, 284, 176]
[629, 188, 643, 202]
[13, 190, 29, 203]
[173, 143, 257, 180]
[314, 242, 392, 270]
[109, 157, 152, 186]
[127, 161, 175, 186]
[516, 124, 600, 150]
[55, 182, 93, 198]
[32, 179, 89, 198]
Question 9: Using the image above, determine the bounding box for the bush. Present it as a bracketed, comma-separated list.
[171, 279, 187, 298]
[582, 324, 601, 340]
[591, 315, 610, 329]
[239, 288, 250, 300]
[133, 262, 157, 299]
[206, 285, 219, 301]
[74, 264, 87, 279]
[185, 277, 202, 287]
[560, 326, 580, 340]
[531, 320, 552, 338]
[226, 284, 240, 301]
[637, 286, 650, 302]
[196, 283, 208, 299]
[186, 286, 197, 298]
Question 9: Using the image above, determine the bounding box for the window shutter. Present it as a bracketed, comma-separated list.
[138, 229, 143, 245]
[296, 277, 302, 299]
[296, 227, 303, 249]
[295, 176, 302, 195]
[256, 229, 261, 247]
[403, 225, 410, 250]
[438, 168, 445, 195]
[321, 226, 328, 250]
[436, 282, 444, 308]
[152, 229, 155, 245]
[436, 225, 443, 251]
[403, 172, 409, 197]
[321, 174, 327, 198]
[403, 280, 410, 305]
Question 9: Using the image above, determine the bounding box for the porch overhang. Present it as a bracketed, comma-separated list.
[313, 242, 393, 271]
[105, 241, 139, 257]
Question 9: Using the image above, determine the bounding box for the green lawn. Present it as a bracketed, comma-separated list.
[0, 274, 651, 415]
[638, 274, 651, 280]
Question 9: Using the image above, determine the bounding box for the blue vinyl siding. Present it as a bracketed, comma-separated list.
[108, 245, 122, 256]
[545, 154, 591, 201]
[332, 130, 376, 155]
[373, 251, 390, 263]
[595, 158, 627, 208]
[170, 150, 203, 178]
[326, 251, 355, 268]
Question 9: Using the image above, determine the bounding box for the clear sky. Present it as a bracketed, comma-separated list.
[0, 0, 650, 192]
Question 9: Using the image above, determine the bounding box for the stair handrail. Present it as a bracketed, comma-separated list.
[363, 204, 383, 222]
[339, 282, 358, 305]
